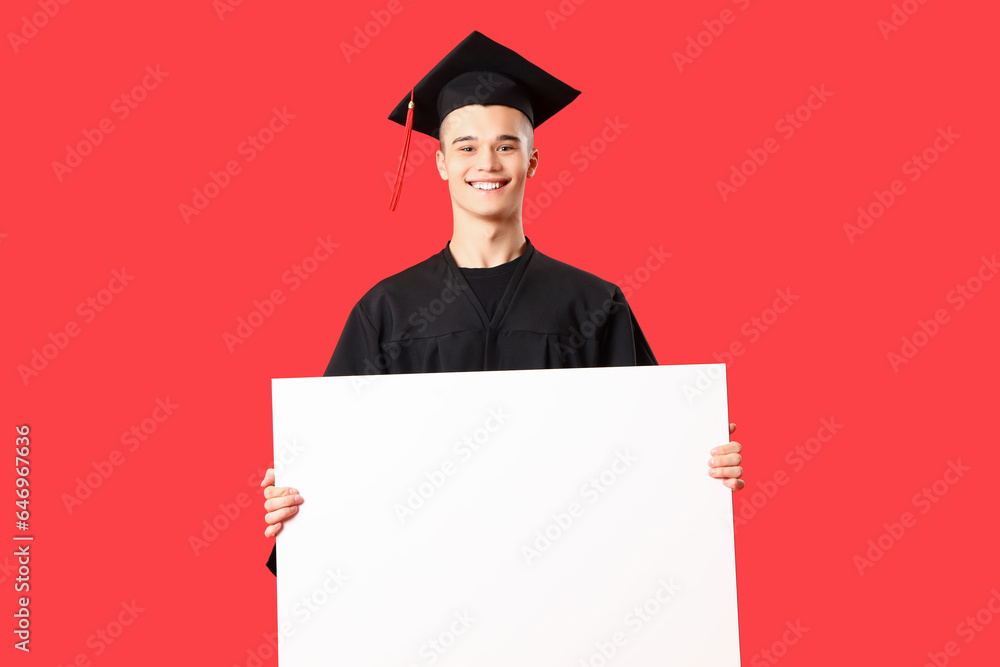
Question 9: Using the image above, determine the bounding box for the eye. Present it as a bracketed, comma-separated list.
[499, 145, 515, 151]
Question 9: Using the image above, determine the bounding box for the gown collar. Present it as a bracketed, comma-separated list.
[442, 236, 536, 329]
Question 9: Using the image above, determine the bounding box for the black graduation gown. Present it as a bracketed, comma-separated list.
[266, 237, 656, 574]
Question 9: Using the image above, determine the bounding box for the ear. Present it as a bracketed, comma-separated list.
[435, 149, 448, 180]
[527, 147, 539, 178]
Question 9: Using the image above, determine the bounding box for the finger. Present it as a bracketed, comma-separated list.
[263, 485, 286, 500]
[710, 441, 741, 456]
[263, 483, 299, 501]
[264, 522, 281, 538]
[264, 492, 302, 512]
[725, 478, 746, 491]
[729, 423, 737, 435]
[265, 504, 299, 526]
[708, 465, 744, 479]
[708, 453, 742, 467]
[260, 468, 275, 487]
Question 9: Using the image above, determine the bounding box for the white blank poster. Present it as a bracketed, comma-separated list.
[272, 364, 740, 666]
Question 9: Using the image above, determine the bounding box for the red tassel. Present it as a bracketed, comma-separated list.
[389, 89, 415, 212]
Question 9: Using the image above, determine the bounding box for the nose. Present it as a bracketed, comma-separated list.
[475, 148, 503, 172]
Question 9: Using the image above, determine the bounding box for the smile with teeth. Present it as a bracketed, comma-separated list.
[468, 180, 510, 191]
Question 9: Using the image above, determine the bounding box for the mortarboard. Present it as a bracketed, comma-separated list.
[387, 30, 581, 211]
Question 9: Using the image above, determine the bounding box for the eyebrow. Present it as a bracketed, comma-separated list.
[451, 134, 522, 145]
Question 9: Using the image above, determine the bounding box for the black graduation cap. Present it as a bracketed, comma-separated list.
[387, 30, 581, 211]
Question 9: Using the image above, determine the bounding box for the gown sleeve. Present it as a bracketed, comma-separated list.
[600, 286, 658, 366]
[266, 301, 385, 576]
[323, 301, 384, 376]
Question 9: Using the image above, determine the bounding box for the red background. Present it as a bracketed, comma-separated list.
[4, 1, 998, 665]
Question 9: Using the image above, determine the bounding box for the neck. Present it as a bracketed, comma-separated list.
[449, 217, 526, 268]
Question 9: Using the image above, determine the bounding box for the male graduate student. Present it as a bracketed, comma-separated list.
[261, 31, 745, 576]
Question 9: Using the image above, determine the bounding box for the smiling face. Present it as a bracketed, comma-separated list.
[436, 104, 538, 223]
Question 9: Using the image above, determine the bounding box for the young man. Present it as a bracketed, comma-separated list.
[262, 31, 745, 575]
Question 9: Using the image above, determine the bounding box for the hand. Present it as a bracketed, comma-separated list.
[707, 423, 745, 491]
[261, 467, 303, 538]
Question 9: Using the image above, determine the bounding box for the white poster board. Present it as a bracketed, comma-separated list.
[272, 364, 740, 666]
